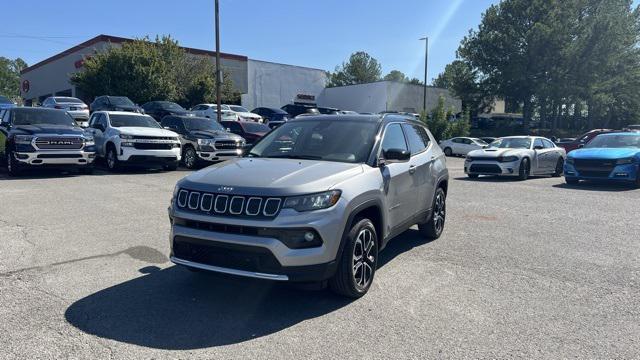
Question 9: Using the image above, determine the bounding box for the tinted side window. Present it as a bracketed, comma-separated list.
[381, 123, 408, 153]
[533, 138, 544, 148]
[402, 124, 428, 154]
[542, 139, 555, 149]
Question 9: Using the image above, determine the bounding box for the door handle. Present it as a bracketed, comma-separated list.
[408, 165, 416, 174]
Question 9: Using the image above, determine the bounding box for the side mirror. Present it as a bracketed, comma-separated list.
[226, 128, 231, 132]
[382, 148, 411, 163]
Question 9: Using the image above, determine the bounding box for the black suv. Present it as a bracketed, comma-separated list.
[281, 104, 320, 118]
[89, 96, 142, 113]
[142, 101, 191, 122]
[0, 108, 96, 176]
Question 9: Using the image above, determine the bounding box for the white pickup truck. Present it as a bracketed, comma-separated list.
[87, 111, 181, 171]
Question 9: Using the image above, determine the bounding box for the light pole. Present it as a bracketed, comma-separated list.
[215, 0, 222, 123]
[419, 36, 428, 112]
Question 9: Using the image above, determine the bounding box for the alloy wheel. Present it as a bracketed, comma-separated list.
[185, 148, 197, 168]
[352, 228, 375, 289]
[433, 191, 446, 235]
[7, 152, 13, 173]
[107, 150, 116, 169]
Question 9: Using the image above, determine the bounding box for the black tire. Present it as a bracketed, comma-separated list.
[106, 145, 120, 172]
[418, 187, 446, 240]
[518, 158, 530, 180]
[552, 158, 564, 177]
[6, 150, 21, 177]
[329, 218, 378, 298]
[183, 146, 198, 169]
[164, 161, 179, 171]
[565, 177, 579, 185]
[443, 147, 453, 157]
[467, 174, 479, 179]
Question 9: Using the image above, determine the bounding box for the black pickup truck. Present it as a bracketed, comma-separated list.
[0, 107, 96, 176]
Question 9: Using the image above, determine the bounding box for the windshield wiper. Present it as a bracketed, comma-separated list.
[269, 154, 323, 160]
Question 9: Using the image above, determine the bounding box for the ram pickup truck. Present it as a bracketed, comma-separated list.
[160, 115, 244, 169]
[87, 111, 181, 171]
[168, 114, 449, 298]
[0, 107, 96, 176]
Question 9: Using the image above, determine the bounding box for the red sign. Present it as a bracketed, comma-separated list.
[74, 55, 92, 69]
[22, 80, 30, 93]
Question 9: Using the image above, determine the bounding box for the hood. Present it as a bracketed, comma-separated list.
[568, 147, 640, 159]
[179, 158, 364, 196]
[12, 124, 87, 136]
[236, 112, 261, 119]
[189, 130, 243, 141]
[118, 127, 179, 137]
[467, 148, 526, 158]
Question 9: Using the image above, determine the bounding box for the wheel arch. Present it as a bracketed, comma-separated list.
[337, 200, 385, 261]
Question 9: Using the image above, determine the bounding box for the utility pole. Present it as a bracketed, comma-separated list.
[215, 0, 222, 123]
[419, 37, 429, 112]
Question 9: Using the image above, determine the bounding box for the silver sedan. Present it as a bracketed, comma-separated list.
[464, 136, 566, 180]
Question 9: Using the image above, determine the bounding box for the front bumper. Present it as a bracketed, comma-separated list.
[14, 150, 96, 166]
[464, 159, 521, 176]
[197, 149, 242, 162]
[564, 162, 639, 182]
[119, 146, 181, 163]
[168, 198, 349, 282]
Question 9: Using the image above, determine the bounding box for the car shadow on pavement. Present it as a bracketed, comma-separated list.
[553, 182, 638, 192]
[64, 229, 432, 350]
[0, 167, 85, 180]
[453, 175, 543, 182]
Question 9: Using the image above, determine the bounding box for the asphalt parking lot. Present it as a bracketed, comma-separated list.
[1, 157, 639, 359]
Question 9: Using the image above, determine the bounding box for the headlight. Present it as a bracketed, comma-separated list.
[119, 134, 134, 140]
[566, 157, 574, 165]
[197, 139, 214, 145]
[14, 135, 34, 144]
[84, 136, 95, 146]
[497, 156, 519, 162]
[616, 158, 635, 165]
[283, 190, 341, 212]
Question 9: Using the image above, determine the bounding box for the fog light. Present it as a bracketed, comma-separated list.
[304, 231, 315, 242]
[16, 153, 29, 159]
[615, 172, 629, 177]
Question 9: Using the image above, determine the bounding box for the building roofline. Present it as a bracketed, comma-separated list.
[21, 34, 248, 75]
[324, 80, 444, 90]
[248, 58, 327, 73]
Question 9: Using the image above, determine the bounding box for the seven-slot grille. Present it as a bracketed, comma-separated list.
[176, 189, 282, 219]
[34, 136, 84, 150]
[215, 140, 241, 150]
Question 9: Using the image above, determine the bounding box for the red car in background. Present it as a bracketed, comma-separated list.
[220, 120, 270, 145]
[557, 129, 615, 153]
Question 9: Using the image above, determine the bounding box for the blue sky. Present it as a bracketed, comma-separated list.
[2, 0, 500, 82]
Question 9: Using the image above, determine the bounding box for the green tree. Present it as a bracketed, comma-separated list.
[408, 77, 424, 85]
[327, 52, 382, 87]
[433, 60, 486, 115]
[383, 70, 408, 82]
[448, 109, 472, 138]
[71, 36, 237, 106]
[0, 57, 27, 101]
[423, 96, 450, 141]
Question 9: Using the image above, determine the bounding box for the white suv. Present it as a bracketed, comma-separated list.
[87, 111, 181, 171]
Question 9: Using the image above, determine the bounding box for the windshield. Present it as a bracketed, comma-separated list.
[243, 122, 270, 133]
[185, 118, 225, 131]
[1, 96, 14, 104]
[109, 97, 135, 106]
[586, 134, 640, 148]
[109, 114, 160, 128]
[489, 138, 531, 149]
[12, 109, 76, 126]
[54, 97, 83, 104]
[229, 106, 249, 113]
[249, 120, 378, 163]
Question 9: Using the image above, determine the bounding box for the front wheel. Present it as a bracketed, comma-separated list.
[518, 158, 530, 180]
[552, 158, 564, 177]
[106, 146, 120, 172]
[183, 146, 198, 169]
[443, 147, 453, 157]
[6, 151, 21, 177]
[418, 187, 446, 239]
[330, 218, 378, 298]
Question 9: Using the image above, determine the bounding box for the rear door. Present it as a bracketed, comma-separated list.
[380, 123, 415, 231]
[402, 123, 435, 216]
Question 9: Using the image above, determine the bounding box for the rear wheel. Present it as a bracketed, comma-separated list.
[330, 218, 378, 298]
[552, 158, 564, 177]
[518, 158, 530, 180]
[6, 151, 21, 177]
[443, 147, 452, 157]
[418, 187, 446, 239]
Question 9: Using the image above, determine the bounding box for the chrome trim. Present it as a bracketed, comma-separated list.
[33, 135, 85, 150]
[171, 256, 289, 281]
[229, 196, 245, 215]
[188, 192, 201, 210]
[177, 190, 189, 208]
[263, 198, 281, 217]
[246, 197, 262, 216]
[200, 193, 214, 212]
[214, 195, 229, 213]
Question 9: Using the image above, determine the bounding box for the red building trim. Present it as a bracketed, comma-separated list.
[21, 34, 248, 74]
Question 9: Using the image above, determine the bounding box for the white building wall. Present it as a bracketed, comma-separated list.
[242, 60, 327, 110]
[316, 82, 388, 113]
[386, 82, 461, 113]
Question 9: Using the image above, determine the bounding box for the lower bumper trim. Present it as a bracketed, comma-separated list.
[171, 256, 289, 281]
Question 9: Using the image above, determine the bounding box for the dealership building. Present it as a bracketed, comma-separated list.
[19, 34, 328, 109]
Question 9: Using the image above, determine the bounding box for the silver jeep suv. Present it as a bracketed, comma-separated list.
[168, 114, 449, 297]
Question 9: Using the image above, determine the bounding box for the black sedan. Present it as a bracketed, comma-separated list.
[142, 101, 191, 122]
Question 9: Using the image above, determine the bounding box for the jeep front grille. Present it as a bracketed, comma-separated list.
[176, 189, 282, 219]
[34, 136, 84, 150]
